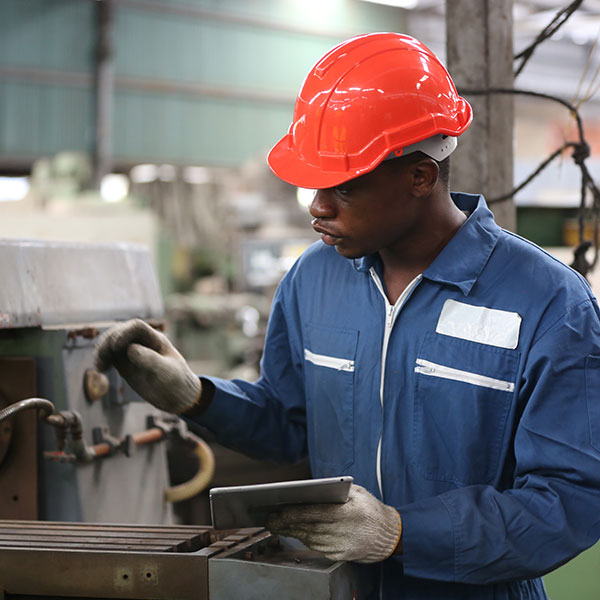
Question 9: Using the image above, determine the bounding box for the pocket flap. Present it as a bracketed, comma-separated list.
[436, 299, 522, 350]
[305, 323, 358, 365]
[419, 331, 520, 385]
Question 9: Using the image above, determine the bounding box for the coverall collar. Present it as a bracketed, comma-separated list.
[353, 193, 501, 296]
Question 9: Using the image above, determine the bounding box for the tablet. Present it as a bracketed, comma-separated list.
[209, 476, 354, 530]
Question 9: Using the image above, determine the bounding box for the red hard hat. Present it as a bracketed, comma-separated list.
[267, 32, 472, 189]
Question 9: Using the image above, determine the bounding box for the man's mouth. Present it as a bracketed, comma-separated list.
[312, 222, 343, 245]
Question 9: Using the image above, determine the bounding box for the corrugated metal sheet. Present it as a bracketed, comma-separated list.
[0, 0, 95, 71]
[0, 0, 95, 165]
[114, 7, 336, 95]
[0, 81, 94, 158]
[0, 0, 406, 170]
[113, 90, 292, 166]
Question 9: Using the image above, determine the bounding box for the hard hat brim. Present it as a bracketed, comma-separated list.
[267, 134, 370, 190]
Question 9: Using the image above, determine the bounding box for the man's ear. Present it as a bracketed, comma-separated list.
[410, 158, 439, 198]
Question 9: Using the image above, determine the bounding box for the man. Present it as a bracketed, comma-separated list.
[95, 33, 600, 599]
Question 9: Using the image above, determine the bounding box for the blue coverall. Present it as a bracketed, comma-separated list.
[191, 193, 600, 599]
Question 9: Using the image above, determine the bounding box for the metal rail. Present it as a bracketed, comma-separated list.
[0, 520, 213, 553]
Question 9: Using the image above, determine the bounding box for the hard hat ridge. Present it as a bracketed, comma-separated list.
[267, 32, 472, 189]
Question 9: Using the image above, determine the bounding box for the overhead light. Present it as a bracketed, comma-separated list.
[157, 164, 176, 182]
[360, 0, 419, 8]
[100, 174, 129, 203]
[0, 177, 29, 202]
[130, 164, 158, 184]
[183, 166, 211, 185]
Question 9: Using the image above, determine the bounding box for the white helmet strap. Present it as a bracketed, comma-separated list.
[384, 134, 458, 162]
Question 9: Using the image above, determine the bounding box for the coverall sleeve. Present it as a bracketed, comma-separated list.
[184, 282, 308, 464]
[399, 298, 600, 584]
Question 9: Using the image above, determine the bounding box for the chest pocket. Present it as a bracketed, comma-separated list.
[304, 323, 358, 475]
[412, 331, 520, 486]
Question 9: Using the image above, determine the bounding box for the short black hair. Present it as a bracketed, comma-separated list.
[437, 156, 450, 189]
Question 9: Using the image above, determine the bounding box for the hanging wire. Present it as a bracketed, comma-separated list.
[461, 1, 600, 277]
[514, 0, 585, 77]
[463, 87, 600, 275]
[571, 32, 600, 107]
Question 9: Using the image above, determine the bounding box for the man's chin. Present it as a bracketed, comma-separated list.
[334, 245, 364, 260]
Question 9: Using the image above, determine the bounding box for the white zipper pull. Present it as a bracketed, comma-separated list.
[337, 361, 355, 372]
[386, 305, 394, 329]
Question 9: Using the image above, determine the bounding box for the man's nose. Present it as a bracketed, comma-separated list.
[309, 190, 336, 219]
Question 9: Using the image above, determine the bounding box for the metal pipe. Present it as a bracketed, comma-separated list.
[44, 410, 97, 462]
[66, 411, 97, 462]
[0, 398, 54, 423]
[41, 408, 214, 498]
[132, 427, 165, 446]
[93, 0, 114, 189]
[89, 442, 112, 458]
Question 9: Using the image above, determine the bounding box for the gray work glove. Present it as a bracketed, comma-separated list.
[94, 318, 201, 415]
[267, 484, 401, 563]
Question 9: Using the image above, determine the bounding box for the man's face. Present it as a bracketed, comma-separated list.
[309, 158, 427, 260]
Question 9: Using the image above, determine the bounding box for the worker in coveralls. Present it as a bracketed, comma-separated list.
[95, 33, 600, 599]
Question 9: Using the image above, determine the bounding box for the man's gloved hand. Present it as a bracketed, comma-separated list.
[94, 318, 202, 415]
[267, 484, 401, 563]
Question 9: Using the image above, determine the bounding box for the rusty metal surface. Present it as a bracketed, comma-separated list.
[0, 359, 38, 520]
[0, 520, 212, 552]
[0, 521, 269, 600]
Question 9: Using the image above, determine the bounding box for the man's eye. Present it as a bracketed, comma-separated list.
[335, 186, 352, 197]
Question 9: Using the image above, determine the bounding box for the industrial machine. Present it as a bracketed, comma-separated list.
[0, 521, 374, 600]
[0, 238, 374, 599]
[0, 238, 175, 524]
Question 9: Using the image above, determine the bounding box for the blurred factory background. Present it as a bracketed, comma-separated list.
[2, 0, 600, 292]
[0, 1, 599, 598]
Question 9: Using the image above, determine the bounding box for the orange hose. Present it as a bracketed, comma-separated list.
[132, 428, 164, 446]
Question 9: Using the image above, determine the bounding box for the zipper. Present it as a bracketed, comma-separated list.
[415, 358, 515, 392]
[369, 268, 422, 498]
[304, 348, 355, 372]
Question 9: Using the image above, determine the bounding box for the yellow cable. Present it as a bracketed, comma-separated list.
[164, 436, 215, 503]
